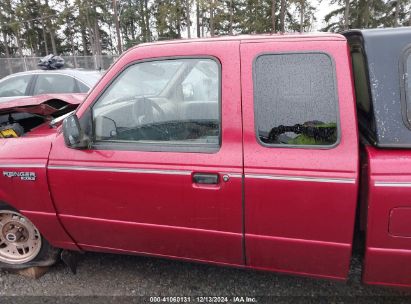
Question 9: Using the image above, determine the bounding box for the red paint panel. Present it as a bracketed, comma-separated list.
[50, 168, 242, 233]
[245, 178, 358, 243]
[240, 39, 359, 279]
[60, 215, 243, 264]
[364, 247, 411, 287]
[246, 234, 351, 280]
[363, 146, 411, 287]
[0, 134, 79, 250]
[389, 208, 411, 237]
[80, 244, 244, 269]
[0, 164, 52, 212]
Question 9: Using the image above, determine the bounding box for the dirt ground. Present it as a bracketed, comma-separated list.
[0, 252, 410, 303]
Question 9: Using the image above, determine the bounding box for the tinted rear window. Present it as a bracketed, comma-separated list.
[253, 53, 339, 147]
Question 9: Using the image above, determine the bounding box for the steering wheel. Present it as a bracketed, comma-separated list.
[131, 97, 168, 140]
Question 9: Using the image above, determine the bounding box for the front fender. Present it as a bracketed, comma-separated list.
[0, 135, 80, 251]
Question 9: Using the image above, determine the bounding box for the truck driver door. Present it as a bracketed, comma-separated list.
[48, 41, 244, 265]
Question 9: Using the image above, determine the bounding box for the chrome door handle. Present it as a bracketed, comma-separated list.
[192, 173, 219, 184]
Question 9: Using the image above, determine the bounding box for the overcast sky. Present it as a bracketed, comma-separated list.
[312, 0, 339, 30]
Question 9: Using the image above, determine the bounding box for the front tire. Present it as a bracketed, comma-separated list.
[0, 204, 59, 269]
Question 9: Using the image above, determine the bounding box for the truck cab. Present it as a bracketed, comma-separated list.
[0, 27, 410, 288]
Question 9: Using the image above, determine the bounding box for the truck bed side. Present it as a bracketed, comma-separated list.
[362, 145, 411, 287]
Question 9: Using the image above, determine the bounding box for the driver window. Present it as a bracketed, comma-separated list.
[253, 53, 339, 147]
[92, 58, 221, 150]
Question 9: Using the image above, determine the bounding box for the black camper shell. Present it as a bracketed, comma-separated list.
[343, 27, 411, 148]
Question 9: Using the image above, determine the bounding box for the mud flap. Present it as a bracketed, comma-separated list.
[61, 250, 80, 274]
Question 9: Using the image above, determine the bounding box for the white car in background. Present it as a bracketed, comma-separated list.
[0, 69, 103, 103]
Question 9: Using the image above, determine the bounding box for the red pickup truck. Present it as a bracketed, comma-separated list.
[0, 27, 410, 288]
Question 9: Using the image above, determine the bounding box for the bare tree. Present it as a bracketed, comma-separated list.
[363, 0, 372, 27]
[144, 0, 150, 41]
[44, 0, 57, 55]
[280, 0, 286, 33]
[201, 1, 206, 37]
[85, 0, 102, 68]
[344, 0, 350, 30]
[229, 0, 233, 35]
[85, 10, 95, 56]
[271, 0, 276, 33]
[64, 0, 77, 66]
[37, 0, 49, 54]
[49, 24, 57, 55]
[394, 0, 400, 27]
[300, 0, 304, 33]
[15, 30, 24, 58]
[2, 32, 13, 74]
[41, 22, 49, 54]
[210, 0, 215, 37]
[112, 0, 122, 53]
[196, 0, 200, 37]
[186, 0, 191, 38]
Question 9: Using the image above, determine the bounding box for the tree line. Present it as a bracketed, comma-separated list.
[0, 0, 410, 58]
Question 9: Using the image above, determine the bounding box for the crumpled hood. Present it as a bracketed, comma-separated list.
[0, 93, 86, 117]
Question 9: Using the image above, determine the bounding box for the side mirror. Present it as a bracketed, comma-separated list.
[62, 114, 89, 149]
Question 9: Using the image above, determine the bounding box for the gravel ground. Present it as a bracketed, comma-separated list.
[0, 252, 411, 303]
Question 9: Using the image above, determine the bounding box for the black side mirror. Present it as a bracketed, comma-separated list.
[62, 114, 89, 149]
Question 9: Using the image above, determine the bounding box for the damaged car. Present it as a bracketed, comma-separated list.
[0, 93, 84, 138]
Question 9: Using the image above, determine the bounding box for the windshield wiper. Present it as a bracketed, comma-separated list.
[49, 111, 74, 128]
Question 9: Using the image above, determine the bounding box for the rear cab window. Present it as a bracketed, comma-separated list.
[253, 52, 339, 147]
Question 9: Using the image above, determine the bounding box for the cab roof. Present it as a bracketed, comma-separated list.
[136, 32, 346, 49]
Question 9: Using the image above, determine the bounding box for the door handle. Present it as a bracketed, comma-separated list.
[192, 173, 219, 185]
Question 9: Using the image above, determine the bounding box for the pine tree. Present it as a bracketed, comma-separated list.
[322, 0, 411, 32]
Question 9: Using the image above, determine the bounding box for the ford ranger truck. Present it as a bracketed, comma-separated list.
[0, 27, 410, 288]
